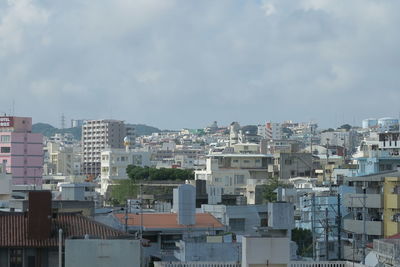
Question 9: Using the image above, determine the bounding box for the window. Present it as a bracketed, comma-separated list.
[0, 135, 10, 143]
[229, 218, 245, 231]
[10, 249, 23, 267]
[1, 147, 10, 153]
[234, 175, 245, 184]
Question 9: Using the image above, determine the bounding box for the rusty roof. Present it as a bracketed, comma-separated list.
[0, 212, 127, 248]
[114, 213, 224, 230]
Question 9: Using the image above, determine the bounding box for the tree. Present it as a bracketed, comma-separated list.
[322, 128, 335, 133]
[263, 176, 287, 202]
[338, 124, 352, 131]
[126, 165, 194, 182]
[291, 228, 313, 257]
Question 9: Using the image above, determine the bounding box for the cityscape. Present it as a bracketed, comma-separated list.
[1, 1, 400, 267]
[1, 116, 399, 266]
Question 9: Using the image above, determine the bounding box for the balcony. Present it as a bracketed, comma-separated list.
[343, 193, 382, 208]
[343, 219, 383, 236]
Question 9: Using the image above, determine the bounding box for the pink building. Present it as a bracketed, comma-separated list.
[0, 116, 43, 186]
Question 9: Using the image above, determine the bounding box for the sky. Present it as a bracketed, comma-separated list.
[1, 0, 400, 130]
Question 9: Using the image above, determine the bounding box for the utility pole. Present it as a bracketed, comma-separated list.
[326, 138, 332, 193]
[362, 186, 367, 264]
[311, 193, 316, 260]
[325, 208, 329, 260]
[337, 193, 342, 260]
[124, 199, 128, 233]
[140, 183, 144, 267]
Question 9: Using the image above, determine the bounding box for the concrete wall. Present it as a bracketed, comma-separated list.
[343, 219, 383, 236]
[65, 239, 140, 267]
[268, 202, 294, 231]
[241, 236, 290, 267]
[175, 240, 241, 262]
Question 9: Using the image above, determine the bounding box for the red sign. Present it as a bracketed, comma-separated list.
[0, 117, 13, 127]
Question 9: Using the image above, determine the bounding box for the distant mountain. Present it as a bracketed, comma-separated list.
[32, 123, 82, 140]
[32, 123, 161, 140]
[127, 124, 161, 136]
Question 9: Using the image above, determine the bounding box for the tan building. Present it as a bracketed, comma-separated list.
[45, 142, 74, 176]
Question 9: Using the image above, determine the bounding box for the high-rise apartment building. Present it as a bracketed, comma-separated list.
[82, 120, 126, 177]
[257, 122, 282, 140]
[0, 116, 43, 186]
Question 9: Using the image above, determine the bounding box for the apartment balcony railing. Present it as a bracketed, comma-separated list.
[343, 193, 382, 209]
[343, 219, 383, 236]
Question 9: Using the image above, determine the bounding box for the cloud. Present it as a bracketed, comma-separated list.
[261, 2, 276, 16]
[0, 0, 48, 56]
[1, 0, 400, 128]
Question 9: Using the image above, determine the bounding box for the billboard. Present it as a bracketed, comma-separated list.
[0, 117, 13, 127]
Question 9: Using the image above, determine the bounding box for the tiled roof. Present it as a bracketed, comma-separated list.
[0, 212, 127, 248]
[388, 233, 400, 239]
[114, 213, 224, 230]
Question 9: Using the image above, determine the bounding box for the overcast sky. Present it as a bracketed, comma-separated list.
[1, 0, 400, 129]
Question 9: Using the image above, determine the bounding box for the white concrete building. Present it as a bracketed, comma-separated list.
[258, 122, 283, 140]
[195, 153, 274, 198]
[362, 118, 378, 129]
[100, 148, 151, 195]
[65, 239, 140, 267]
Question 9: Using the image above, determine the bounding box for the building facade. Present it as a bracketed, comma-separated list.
[100, 148, 151, 195]
[0, 116, 43, 186]
[342, 171, 400, 261]
[82, 120, 126, 177]
[195, 154, 274, 197]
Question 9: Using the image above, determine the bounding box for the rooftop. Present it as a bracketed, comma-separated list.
[114, 213, 224, 230]
[345, 170, 400, 182]
[0, 212, 128, 248]
[209, 153, 273, 158]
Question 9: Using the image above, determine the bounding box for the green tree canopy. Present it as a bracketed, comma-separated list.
[126, 165, 194, 182]
[338, 124, 352, 131]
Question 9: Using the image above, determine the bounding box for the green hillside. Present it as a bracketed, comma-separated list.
[32, 123, 82, 140]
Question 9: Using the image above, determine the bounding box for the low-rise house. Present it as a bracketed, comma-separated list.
[114, 212, 225, 249]
[0, 191, 129, 267]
